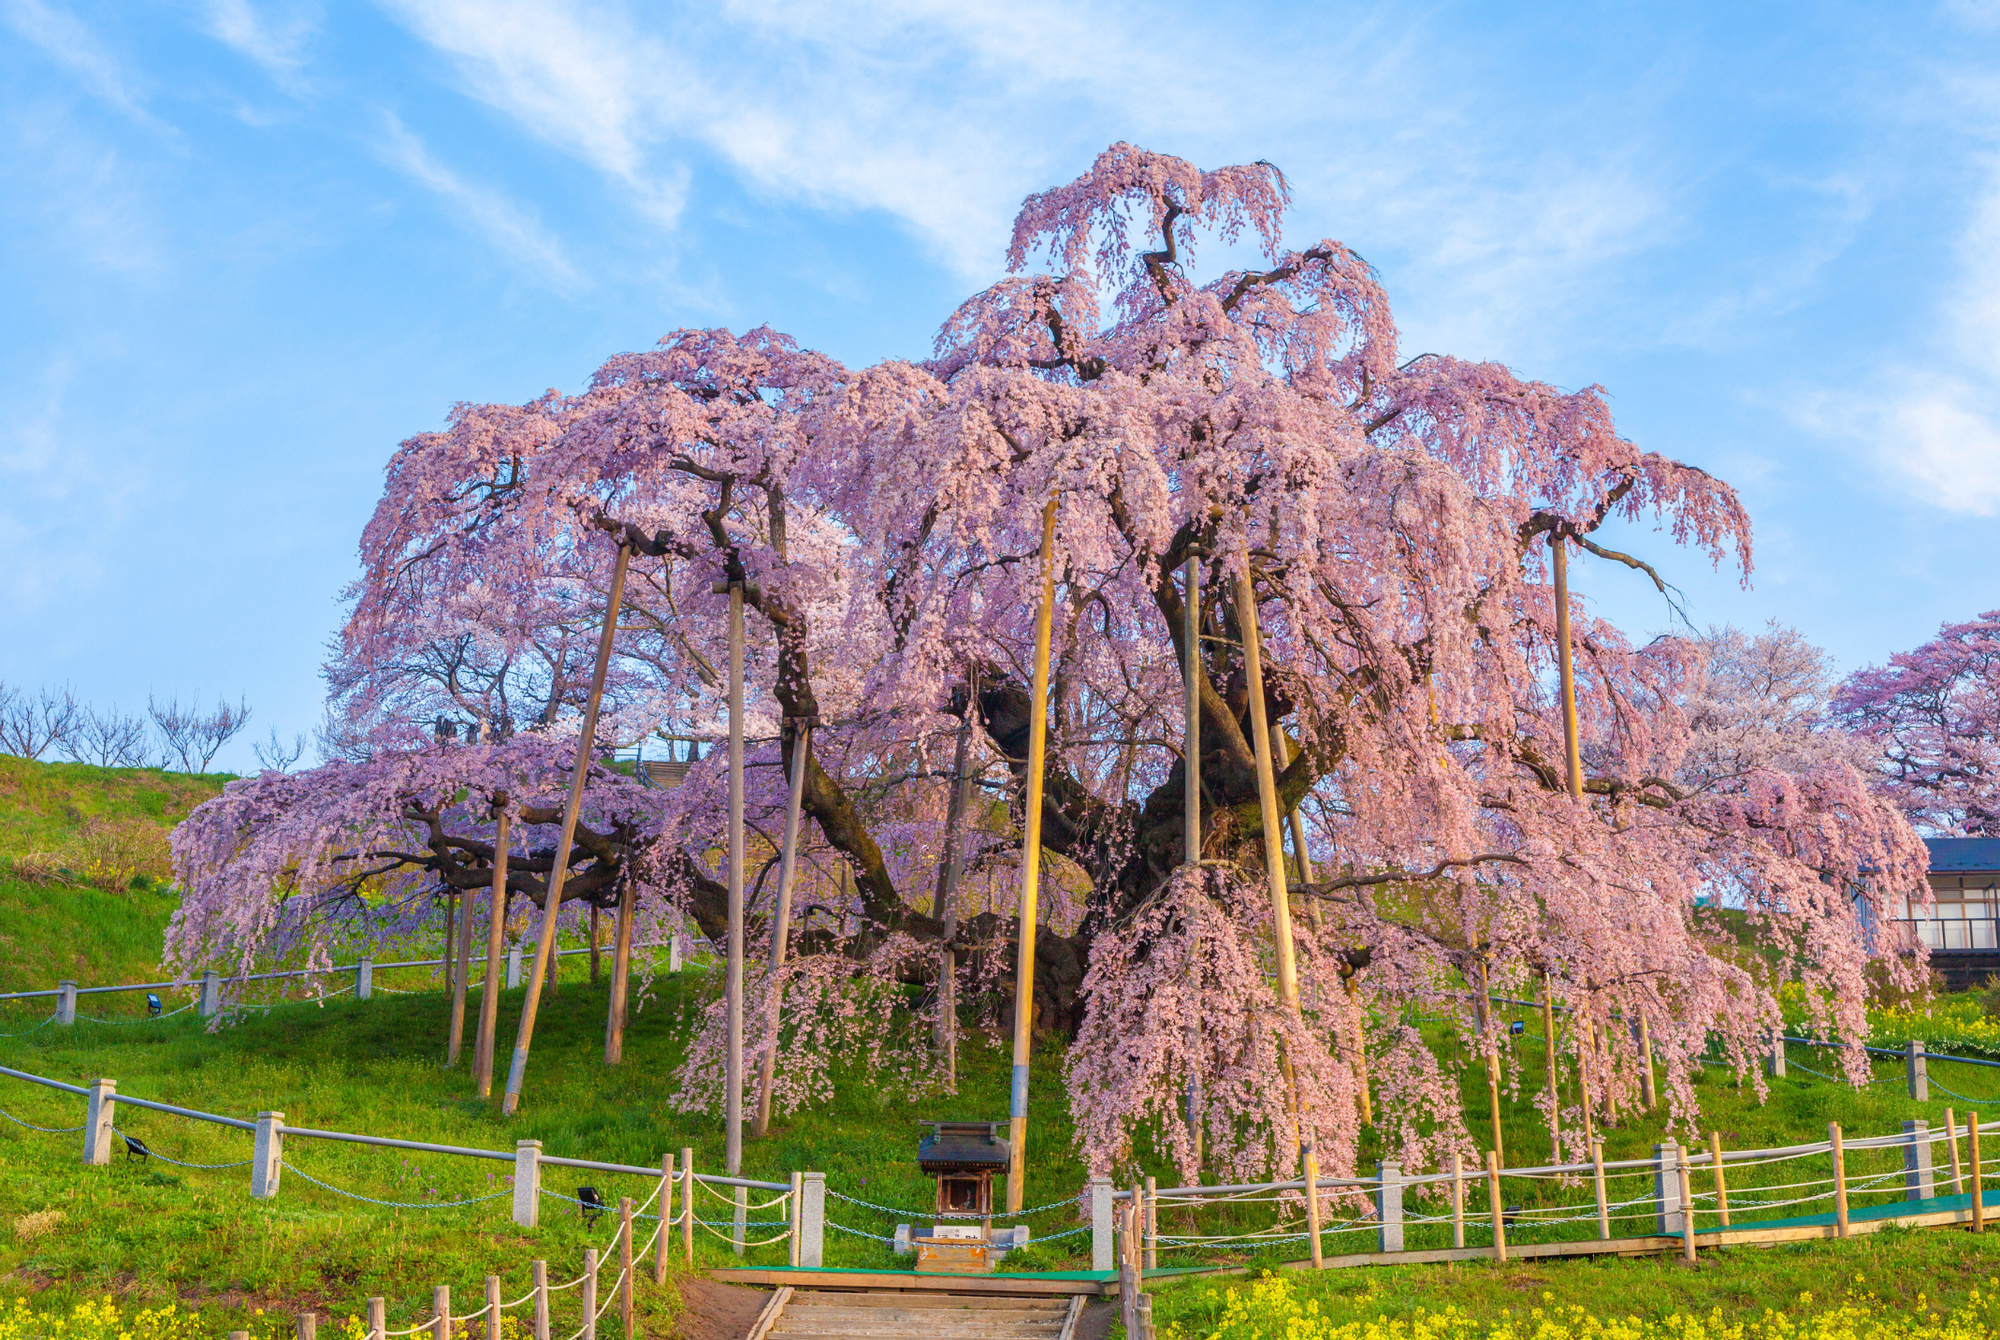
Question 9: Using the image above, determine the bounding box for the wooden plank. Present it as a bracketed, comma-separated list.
[784, 1305, 1067, 1319]
[711, 1272, 1115, 1297]
[747, 1287, 793, 1340]
[1056, 1297, 1084, 1340]
[788, 1293, 1068, 1311]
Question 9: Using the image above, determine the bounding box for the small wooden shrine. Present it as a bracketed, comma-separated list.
[899, 1120, 1021, 1274]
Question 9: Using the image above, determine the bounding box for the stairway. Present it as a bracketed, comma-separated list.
[758, 1288, 1082, 1340]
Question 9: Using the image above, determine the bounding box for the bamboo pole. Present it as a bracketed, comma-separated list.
[1947, 1107, 1965, 1195]
[1486, 1150, 1507, 1263]
[1006, 499, 1059, 1215]
[1972, 1112, 1984, 1233]
[448, 888, 475, 1066]
[620, 1197, 636, 1337]
[1710, 1130, 1730, 1227]
[605, 880, 635, 1065]
[1238, 555, 1321, 1269]
[726, 579, 746, 1180]
[1451, 1150, 1465, 1249]
[473, 806, 511, 1095]
[1677, 1156, 1697, 1262]
[1592, 1140, 1609, 1239]
[936, 697, 972, 1085]
[1552, 533, 1583, 799]
[1830, 1121, 1849, 1238]
[755, 723, 812, 1136]
[1541, 979, 1559, 1160]
[502, 543, 631, 1115]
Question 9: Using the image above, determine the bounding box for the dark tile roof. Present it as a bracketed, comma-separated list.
[1926, 837, 2000, 874]
[917, 1121, 1011, 1173]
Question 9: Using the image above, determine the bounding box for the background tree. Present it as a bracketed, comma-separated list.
[1834, 609, 2000, 836]
[65, 703, 152, 768]
[149, 694, 252, 773]
[0, 683, 80, 761]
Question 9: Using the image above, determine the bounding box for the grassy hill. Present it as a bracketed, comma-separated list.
[6, 760, 2000, 1337]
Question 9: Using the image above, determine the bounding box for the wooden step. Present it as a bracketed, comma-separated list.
[789, 1293, 1066, 1310]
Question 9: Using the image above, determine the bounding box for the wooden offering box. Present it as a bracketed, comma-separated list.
[915, 1225, 992, 1275]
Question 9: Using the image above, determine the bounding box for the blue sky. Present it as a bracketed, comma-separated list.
[3, 0, 1998, 771]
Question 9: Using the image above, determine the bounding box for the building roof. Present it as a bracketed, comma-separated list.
[917, 1121, 1011, 1173]
[1926, 837, 2000, 874]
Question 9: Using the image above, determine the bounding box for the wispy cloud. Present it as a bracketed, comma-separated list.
[3, 0, 166, 130]
[376, 112, 580, 284]
[201, 0, 321, 83]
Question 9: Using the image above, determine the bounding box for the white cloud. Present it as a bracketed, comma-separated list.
[376, 112, 581, 283]
[3, 0, 164, 128]
[201, 0, 321, 80]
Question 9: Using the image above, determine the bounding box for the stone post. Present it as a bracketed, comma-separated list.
[252, 1111, 285, 1200]
[1376, 1161, 1404, 1253]
[1653, 1141, 1683, 1236]
[83, 1078, 116, 1166]
[199, 970, 220, 1019]
[513, 1139, 542, 1227]
[1905, 1119, 1936, 1201]
[799, 1171, 825, 1267]
[1766, 1032, 1786, 1078]
[506, 945, 523, 989]
[56, 981, 76, 1026]
[1909, 1041, 1930, 1102]
[1090, 1177, 1115, 1271]
[356, 958, 373, 1001]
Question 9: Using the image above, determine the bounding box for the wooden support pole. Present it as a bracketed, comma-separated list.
[1972, 1112, 1984, 1233]
[473, 806, 511, 1096]
[1592, 1140, 1609, 1240]
[1710, 1131, 1731, 1228]
[1947, 1107, 1966, 1196]
[1144, 1174, 1158, 1270]
[754, 723, 811, 1136]
[682, 1149, 696, 1265]
[935, 700, 972, 1085]
[1638, 1016, 1657, 1109]
[367, 1299, 385, 1340]
[532, 1260, 550, 1340]
[1450, 1150, 1465, 1249]
[1006, 498, 1059, 1214]
[485, 1277, 501, 1340]
[432, 1284, 450, 1340]
[1541, 979, 1560, 1161]
[1580, 1013, 1598, 1146]
[1552, 532, 1584, 799]
[442, 893, 457, 999]
[1486, 1150, 1507, 1263]
[590, 905, 602, 984]
[604, 879, 634, 1065]
[726, 579, 746, 1177]
[1238, 554, 1321, 1270]
[1830, 1121, 1849, 1238]
[1181, 554, 1204, 1170]
[502, 543, 631, 1114]
[620, 1196, 636, 1338]
[448, 888, 475, 1066]
[1676, 1155, 1697, 1262]
[656, 1152, 673, 1285]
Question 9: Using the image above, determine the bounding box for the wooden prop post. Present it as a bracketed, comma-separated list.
[1947, 1108, 1966, 1195]
[590, 906, 602, 984]
[1830, 1121, 1849, 1237]
[1592, 1140, 1609, 1239]
[448, 890, 474, 1066]
[1552, 533, 1584, 799]
[473, 805, 511, 1095]
[935, 697, 973, 1084]
[1238, 556, 1321, 1269]
[1709, 1130, 1731, 1227]
[727, 579, 746, 1178]
[655, 1152, 673, 1285]
[1972, 1112, 1984, 1233]
[1006, 499, 1059, 1214]
[1181, 554, 1204, 1170]
[502, 543, 631, 1115]
[1486, 1150, 1507, 1263]
[1541, 979, 1560, 1160]
[604, 876, 634, 1064]
[754, 722, 811, 1136]
[1450, 1150, 1465, 1248]
[1638, 1016, 1658, 1109]
[620, 1197, 636, 1337]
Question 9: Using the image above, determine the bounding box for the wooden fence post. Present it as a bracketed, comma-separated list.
[1450, 1151, 1465, 1249]
[1971, 1112, 1984, 1233]
[1676, 1156, 1696, 1262]
[295, 1312, 317, 1340]
[583, 1246, 599, 1340]
[621, 1196, 636, 1338]
[656, 1153, 674, 1284]
[1145, 1175, 1159, 1270]
[533, 1260, 550, 1340]
[1830, 1121, 1849, 1238]
[1485, 1150, 1507, 1263]
[790, 1172, 804, 1268]
[1709, 1131, 1731, 1227]
[1947, 1108, 1966, 1196]
[432, 1284, 450, 1340]
[682, 1150, 696, 1265]
[1592, 1140, 1609, 1240]
[485, 1276, 501, 1340]
[366, 1297, 385, 1340]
